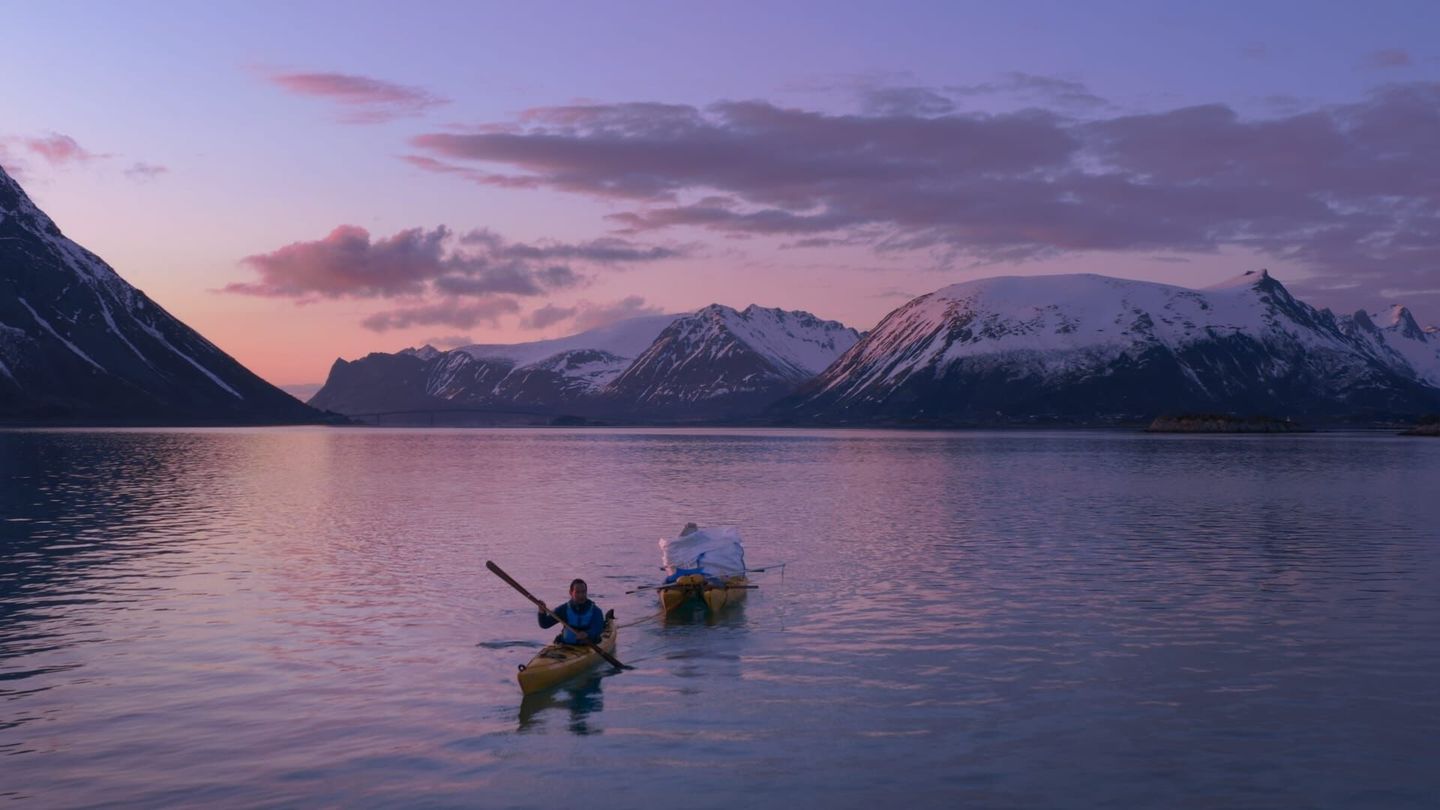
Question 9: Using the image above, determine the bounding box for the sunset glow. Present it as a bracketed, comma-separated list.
[3, 2, 1436, 386]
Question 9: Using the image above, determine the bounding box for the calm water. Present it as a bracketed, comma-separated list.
[2, 428, 1438, 808]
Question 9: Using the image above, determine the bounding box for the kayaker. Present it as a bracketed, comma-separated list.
[537, 578, 606, 646]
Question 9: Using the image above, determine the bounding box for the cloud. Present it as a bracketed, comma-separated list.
[571, 295, 665, 331]
[797, 71, 1106, 114]
[229, 224, 679, 332]
[419, 334, 474, 348]
[124, 162, 169, 180]
[12, 133, 105, 166]
[947, 72, 1108, 109]
[362, 297, 521, 332]
[1, 134, 172, 184]
[0, 132, 105, 170]
[455, 228, 682, 263]
[267, 71, 448, 123]
[1379, 287, 1440, 301]
[858, 86, 956, 117]
[1364, 49, 1412, 69]
[402, 154, 545, 189]
[0, 144, 25, 179]
[607, 201, 860, 235]
[227, 225, 673, 300]
[3, 134, 165, 182]
[230, 225, 452, 298]
[412, 99, 1077, 205]
[520, 303, 577, 330]
[409, 82, 1440, 306]
[520, 295, 664, 331]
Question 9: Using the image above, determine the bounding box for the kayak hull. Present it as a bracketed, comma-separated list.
[660, 574, 748, 614]
[703, 577, 748, 612]
[516, 614, 617, 695]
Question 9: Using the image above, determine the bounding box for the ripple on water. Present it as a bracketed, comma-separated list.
[1, 428, 1438, 807]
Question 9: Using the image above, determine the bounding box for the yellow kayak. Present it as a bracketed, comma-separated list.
[660, 574, 749, 614]
[516, 612, 617, 695]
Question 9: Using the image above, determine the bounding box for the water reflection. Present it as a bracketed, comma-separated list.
[660, 600, 748, 627]
[0, 430, 252, 718]
[2, 428, 1437, 807]
[517, 674, 607, 735]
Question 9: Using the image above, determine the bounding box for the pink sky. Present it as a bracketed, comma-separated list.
[3, 2, 1437, 385]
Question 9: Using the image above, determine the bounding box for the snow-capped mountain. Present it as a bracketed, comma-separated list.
[310, 305, 860, 421]
[309, 313, 685, 416]
[777, 271, 1440, 424]
[0, 165, 323, 423]
[602, 304, 861, 417]
[1336, 305, 1440, 388]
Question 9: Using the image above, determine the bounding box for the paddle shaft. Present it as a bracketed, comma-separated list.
[485, 561, 630, 671]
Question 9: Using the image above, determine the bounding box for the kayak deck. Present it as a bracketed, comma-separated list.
[516, 612, 617, 695]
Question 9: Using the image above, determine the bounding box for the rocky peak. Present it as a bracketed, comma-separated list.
[1350, 309, 1379, 333]
[0, 165, 62, 238]
[1384, 305, 1426, 341]
[400, 344, 442, 361]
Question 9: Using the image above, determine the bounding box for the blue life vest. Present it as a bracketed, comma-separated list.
[562, 601, 595, 644]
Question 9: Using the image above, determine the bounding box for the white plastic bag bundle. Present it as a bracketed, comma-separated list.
[659, 525, 747, 579]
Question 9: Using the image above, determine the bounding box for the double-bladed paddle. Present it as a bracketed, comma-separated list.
[485, 560, 632, 671]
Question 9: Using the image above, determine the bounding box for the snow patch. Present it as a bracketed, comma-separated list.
[720, 305, 860, 377]
[17, 297, 107, 373]
[134, 320, 244, 399]
[810, 271, 1440, 407]
[95, 291, 157, 371]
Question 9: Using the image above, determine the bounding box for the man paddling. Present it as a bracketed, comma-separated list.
[537, 579, 606, 646]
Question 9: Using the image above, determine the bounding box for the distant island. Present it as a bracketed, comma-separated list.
[1145, 414, 1312, 434]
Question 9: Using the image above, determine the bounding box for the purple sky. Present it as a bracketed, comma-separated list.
[2, 1, 1437, 384]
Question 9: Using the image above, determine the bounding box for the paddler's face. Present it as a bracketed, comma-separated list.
[569, 583, 587, 606]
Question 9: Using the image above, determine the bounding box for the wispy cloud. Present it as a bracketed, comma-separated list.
[794, 70, 1107, 114]
[23, 133, 105, 165]
[1363, 48, 1412, 69]
[2, 133, 166, 181]
[267, 71, 448, 123]
[518, 295, 664, 332]
[0, 144, 25, 179]
[362, 297, 521, 332]
[946, 72, 1108, 109]
[418, 334, 475, 349]
[124, 162, 169, 180]
[571, 295, 664, 330]
[521, 303, 578, 330]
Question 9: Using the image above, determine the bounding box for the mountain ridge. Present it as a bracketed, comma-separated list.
[0, 166, 327, 424]
[309, 303, 861, 421]
[775, 270, 1440, 425]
